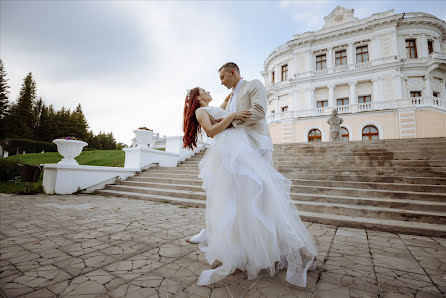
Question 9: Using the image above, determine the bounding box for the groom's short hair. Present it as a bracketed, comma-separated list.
[219, 62, 240, 74]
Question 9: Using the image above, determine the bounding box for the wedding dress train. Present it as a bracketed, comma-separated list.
[196, 106, 317, 287]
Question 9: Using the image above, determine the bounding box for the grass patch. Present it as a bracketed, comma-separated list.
[1, 150, 125, 194]
[5, 150, 125, 167]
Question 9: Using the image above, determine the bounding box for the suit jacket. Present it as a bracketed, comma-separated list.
[225, 79, 272, 152]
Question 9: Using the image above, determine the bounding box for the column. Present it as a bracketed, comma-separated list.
[328, 84, 335, 107]
[424, 75, 433, 97]
[293, 53, 299, 78]
[440, 79, 446, 100]
[393, 75, 403, 100]
[371, 35, 381, 62]
[401, 76, 408, 99]
[434, 37, 441, 53]
[275, 97, 280, 113]
[372, 78, 380, 102]
[420, 34, 429, 58]
[349, 81, 357, 105]
[307, 87, 316, 110]
[292, 91, 299, 111]
[348, 43, 355, 69]
[327, 47, 333, 72]
[391, 32, 399, 58]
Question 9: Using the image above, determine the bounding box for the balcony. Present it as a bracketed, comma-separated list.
[266, 97, 446, 123]
[354, 61, 372, 69]
[334, 65, 349, 73]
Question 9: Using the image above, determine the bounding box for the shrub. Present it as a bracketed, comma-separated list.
[0, 159, 20, 181]
[1, 138, 57, 154]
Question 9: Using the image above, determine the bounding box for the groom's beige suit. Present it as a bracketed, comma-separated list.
[224, 79, 273, 156]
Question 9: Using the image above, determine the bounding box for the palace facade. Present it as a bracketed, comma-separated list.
[263, 6, 446, 143]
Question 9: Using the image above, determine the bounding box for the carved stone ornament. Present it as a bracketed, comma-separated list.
[327, 109, 344, 141]
[323, 6, 359, 29]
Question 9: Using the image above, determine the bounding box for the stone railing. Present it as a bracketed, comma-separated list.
[334, 65, 349, 73]
[267, 97, 446, 123]
[355, 61, 372, 69]
[314, 69, 328, 76]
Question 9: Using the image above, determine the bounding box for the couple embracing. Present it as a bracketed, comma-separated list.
[182, 62, 317, 287]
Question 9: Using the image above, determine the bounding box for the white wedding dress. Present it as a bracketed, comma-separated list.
[197, 106, 317, 287]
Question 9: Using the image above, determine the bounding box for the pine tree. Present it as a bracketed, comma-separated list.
[0, 59, 10, 120]
[8, 73, 37, 138]
[71, 103, 89, 141]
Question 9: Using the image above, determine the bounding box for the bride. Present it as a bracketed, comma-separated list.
[182, 87, 317, 287]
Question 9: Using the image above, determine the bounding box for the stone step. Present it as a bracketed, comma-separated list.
[131, 176, 446, 193]
[166, 166, 446, 177]
[122, 179, 446, 212]
[96, 189, 446, 237]
[102, 183, 446, 223]
[181, 160, 446, 167]
[290, 184, 446, 202]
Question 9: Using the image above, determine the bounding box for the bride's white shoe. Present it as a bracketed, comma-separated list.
[187, 228, 207, 244]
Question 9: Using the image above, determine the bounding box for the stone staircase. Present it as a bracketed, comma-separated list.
[97, 137, 446, 237]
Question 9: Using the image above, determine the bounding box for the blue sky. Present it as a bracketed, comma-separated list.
[1, 0, 445, 144]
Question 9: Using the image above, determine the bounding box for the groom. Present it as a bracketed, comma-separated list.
[188, 62, 273, 244]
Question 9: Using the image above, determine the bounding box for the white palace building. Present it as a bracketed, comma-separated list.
[263, 6, 446, 143]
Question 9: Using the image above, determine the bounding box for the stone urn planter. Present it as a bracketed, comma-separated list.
[133, 129, 154, 148]
[53, 139, 88, 165]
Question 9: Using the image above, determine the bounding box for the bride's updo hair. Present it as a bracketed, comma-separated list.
[183, 87, 202, 150]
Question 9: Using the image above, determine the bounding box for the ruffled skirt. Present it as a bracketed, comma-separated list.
[197, 127, 317, 287]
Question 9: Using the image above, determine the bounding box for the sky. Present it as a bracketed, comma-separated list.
[1, 0, 445, 145]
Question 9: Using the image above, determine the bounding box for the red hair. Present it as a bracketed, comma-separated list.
[183, 87, 202, 150]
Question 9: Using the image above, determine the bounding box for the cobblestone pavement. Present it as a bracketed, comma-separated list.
[0, 194, 445, 298]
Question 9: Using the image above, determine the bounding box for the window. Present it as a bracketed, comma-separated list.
[341, 127, 349, 141]
[356, 45, 369, 63]
[362, 125, 379, 140]
[358, 95, 371, 103]
[281, 65, 288, 81]
[428, 40, 434, 55]
[317, 100, 328, 108]
[272, 71, 275, 83]
[308, 129, 322, 142]
[335, 50, 347, 66]
[410, 91, 422, 97]
[281, 106, 288, 112]
[337, 98, 349, 106]
[433, 92, 439, 97]
[316, 54, 327, 70]
[406, 39, 417, 59]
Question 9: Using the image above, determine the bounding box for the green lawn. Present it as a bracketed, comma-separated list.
[1, 150, 125, 194]
[6, 150, 125, 167]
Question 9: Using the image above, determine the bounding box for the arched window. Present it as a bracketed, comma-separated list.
[308, 129, 322, 142]
[341, 127, 349, 141]
[362, 125, 379, 140]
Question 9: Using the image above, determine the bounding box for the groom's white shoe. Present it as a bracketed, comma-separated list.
[188, 229, 206, 244]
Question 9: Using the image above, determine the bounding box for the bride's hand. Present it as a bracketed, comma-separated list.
[232, 110, 251, 122]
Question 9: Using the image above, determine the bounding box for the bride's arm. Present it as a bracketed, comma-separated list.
[220, 93, 232, 109]
[196, 109, 250, 138]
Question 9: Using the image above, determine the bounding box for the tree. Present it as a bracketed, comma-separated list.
[8, 73, 37, 138]
[71, 103, 89, 140]
[0, 59, 10, 120]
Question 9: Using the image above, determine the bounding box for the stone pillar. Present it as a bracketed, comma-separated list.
[308, 87, 316, 110]
[275, 97, 280, 113]
[372, 78, 380, 102]
[293, 53, 299, 77]
[327, 47, 333, 71]
[420, 34, 429, 58]
[393, 75, 403, 100]
[349, 81, 357, 105]
[292, 91, 299, 111]
[328, 84, 335, 107]
[372, 35, 381, 62]
[348, 43, 355, 68]
[424, 75, 433, 97]
[391, 32, 399, 58]
[440, 79, 446, 99]
[434, 37, 441, 53]
[401, 76, 408, 99]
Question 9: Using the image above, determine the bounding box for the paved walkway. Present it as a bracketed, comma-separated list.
[0, 194, 445, 298]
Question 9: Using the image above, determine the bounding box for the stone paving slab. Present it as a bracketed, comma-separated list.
[0, 194, 445, 298]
